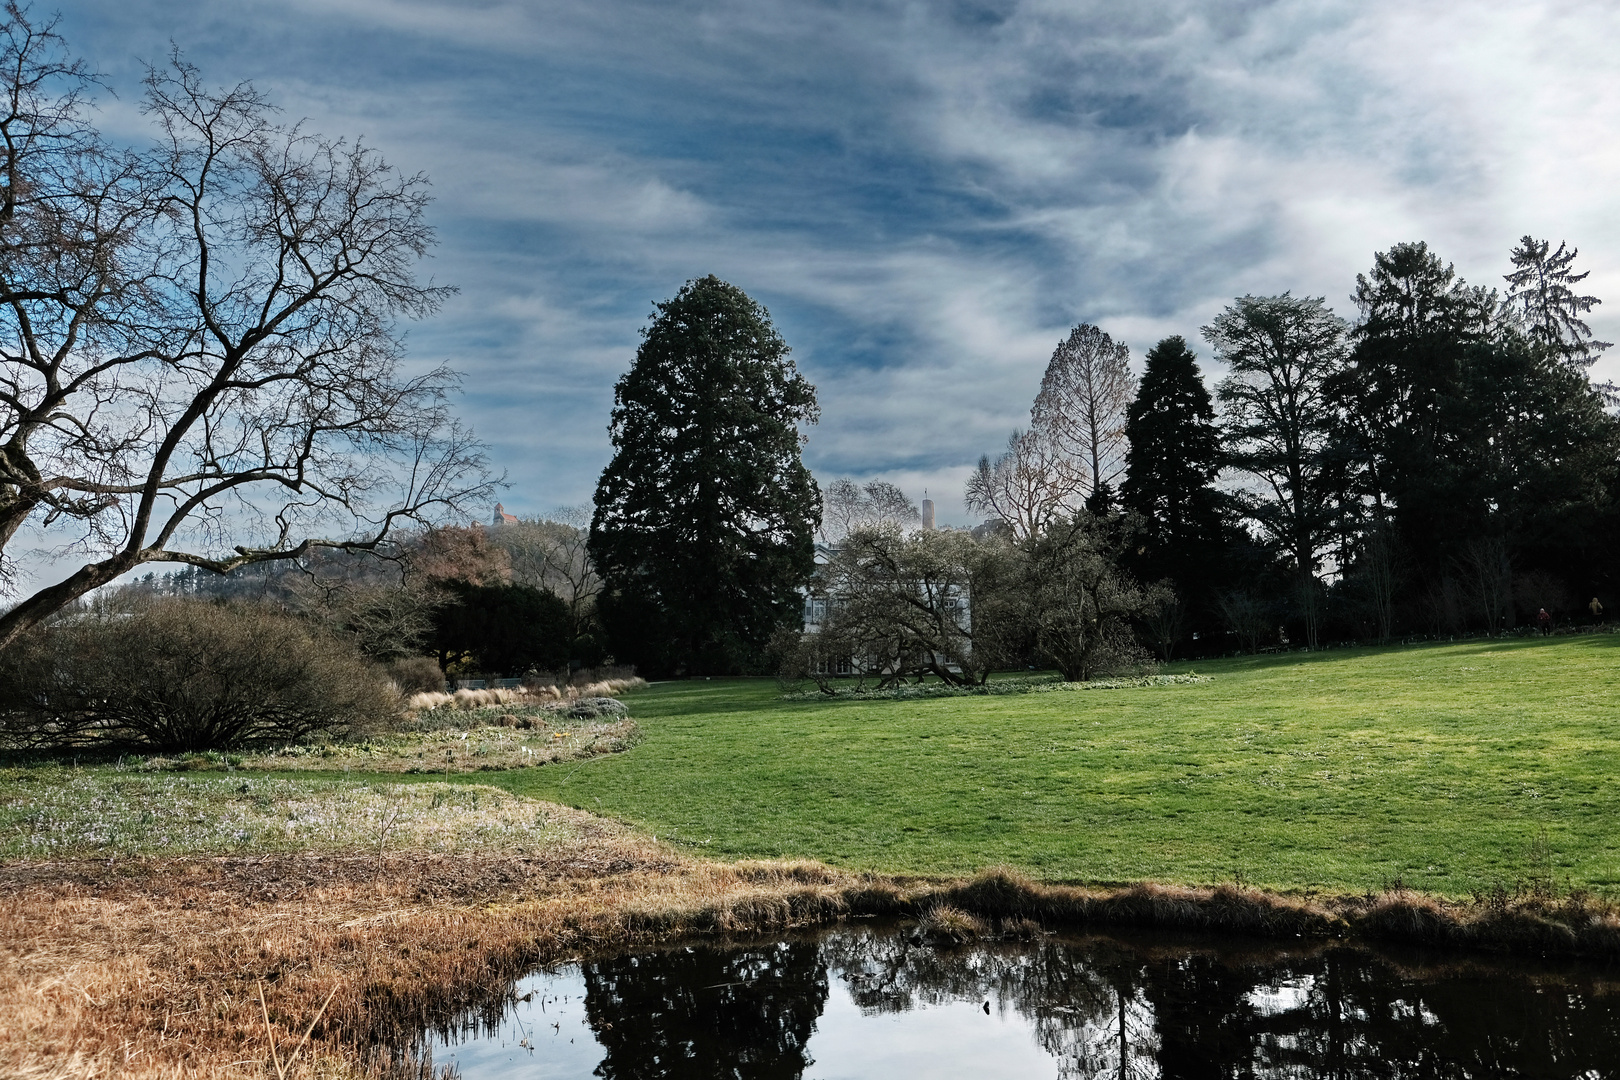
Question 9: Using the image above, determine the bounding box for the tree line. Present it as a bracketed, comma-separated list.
[22, 248, 1612, 689]
[1110, 237, 1617, 655]
[589, 241, 1620, 679]
[0, 12, 1612, 687]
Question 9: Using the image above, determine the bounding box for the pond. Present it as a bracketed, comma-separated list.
[421, 923, 1620, 1078]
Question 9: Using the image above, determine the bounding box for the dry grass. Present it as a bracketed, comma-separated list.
[403, 677, 645, 713]
[0, 836, 850, 1079]
[10, 833, 1620, 1078]
[912, 904, 985, 944]
[112, 692, 642, 777]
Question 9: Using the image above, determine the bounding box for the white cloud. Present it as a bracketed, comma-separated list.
[23, 0, 1620, 563]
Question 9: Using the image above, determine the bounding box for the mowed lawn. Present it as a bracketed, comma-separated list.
[484, 636, 1620, 897]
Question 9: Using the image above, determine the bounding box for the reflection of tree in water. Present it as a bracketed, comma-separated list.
[1237, 947, 1620, 1079]
[581, 941, 828, 1079]
[818, 927, 1620, 1079]
[438, 926, 1620, 1078]
[820, 928, 1160, 1078]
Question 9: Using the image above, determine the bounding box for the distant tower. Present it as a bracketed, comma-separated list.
[492, 502, 518, 526]
[921, 490, 935, 531]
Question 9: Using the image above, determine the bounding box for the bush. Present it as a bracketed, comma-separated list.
[0, 600, 398, 753]
[431, 581, 570, 676]
[386, 655, 447, 694]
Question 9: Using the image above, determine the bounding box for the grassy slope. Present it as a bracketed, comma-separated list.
[485, 636, 1620, 897]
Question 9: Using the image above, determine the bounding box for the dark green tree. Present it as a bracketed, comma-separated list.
[1331, 241, 1620, 630]
[1452, 328, 1620, 617]
[430, 582, 569, 676]
[581, 942, 828, 1078]
[1206, 294, 1349, 649]
[589, 276, 820, 676]
[1505, 236, 1611, 370]
[1331, 242, 1496, 580]
[1120, 336, 1229, 612]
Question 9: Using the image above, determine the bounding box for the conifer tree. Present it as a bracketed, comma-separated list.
[1333, 242, 1495, 577]
[589, 276, 820, 675]
[1121, 336, 1228, 599]
[1207, 294, 1349, 648]
[1505, 236, 1611, 370]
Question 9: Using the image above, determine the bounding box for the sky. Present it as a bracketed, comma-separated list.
[49, 0, 1620, 531]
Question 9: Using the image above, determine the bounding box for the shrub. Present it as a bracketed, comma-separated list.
[912, 904, 985, 945]
[0, 600, 398, 752]
[386, 655, 447, 694]
[431, 581, 570, 676]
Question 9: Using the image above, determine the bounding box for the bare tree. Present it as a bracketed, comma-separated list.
[406, 524, 512, 588]
[1514, 568, 1571, 626]
[1031, 324, 1135, 506]
[0, 13, 488, 650]
[818, 478, 918, 543]
[491, 508, 603, 658]
[1458, 533, 1513, 634]
[291, 557, 434, 663]
[1215, 589, 1270, 654]
[1022, 513, 1153, 681]
[1356, 517, 1401, 643]
[1141, 587, 1185, 661]
[964, 428, 1083, 543]
[810, 525, 990, 687]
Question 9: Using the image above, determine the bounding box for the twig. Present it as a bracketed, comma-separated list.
[257, 981, 338, 1080]
[374, 805, 402, 882]
[282, 985, 341, 1078]
[257, 981, 284, 1080]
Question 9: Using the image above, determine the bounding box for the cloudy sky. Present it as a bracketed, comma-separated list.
[55, 0, 1620, 528]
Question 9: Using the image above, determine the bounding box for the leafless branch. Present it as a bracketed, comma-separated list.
[0, 13, 490, 649]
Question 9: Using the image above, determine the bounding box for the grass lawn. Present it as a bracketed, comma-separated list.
[476, 635, 1620, 897]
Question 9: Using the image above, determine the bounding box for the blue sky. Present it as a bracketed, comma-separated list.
[53, 0, 1620, 529]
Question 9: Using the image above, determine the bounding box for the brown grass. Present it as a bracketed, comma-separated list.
[403, 677, 645, 713]
[9, 833, 1620, 1078]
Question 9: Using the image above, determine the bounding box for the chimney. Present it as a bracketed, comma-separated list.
[921, 496, 935, 531]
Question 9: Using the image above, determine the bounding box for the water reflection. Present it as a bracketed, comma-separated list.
[425, 924, 1620, 1078]
[585, 942, 827, 1077]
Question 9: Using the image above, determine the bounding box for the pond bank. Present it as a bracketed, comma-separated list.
[6, 817, 1620, 1079]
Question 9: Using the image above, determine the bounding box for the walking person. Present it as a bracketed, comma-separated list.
[1537, 607, 1552, 636]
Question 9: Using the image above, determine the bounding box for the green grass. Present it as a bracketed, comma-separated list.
[473, 635, 1620, 897]
[5, 636, 1616, 898]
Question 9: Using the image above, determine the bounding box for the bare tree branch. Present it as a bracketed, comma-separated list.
[0, 12, 490, 650]
[1031, 324, 1135, 504]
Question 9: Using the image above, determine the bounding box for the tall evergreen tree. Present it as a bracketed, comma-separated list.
[1338, 243, 1494, 508]
[589, 276, 820, 676]
[1120, 336, 1228, 604]
[1331, 242, 1495, 585]
[1453, 328, 1620, 609]
[1505, 236, 1611, 370]
[1207, 294, 1349, 648]
[1332, 241, 1620, 629]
